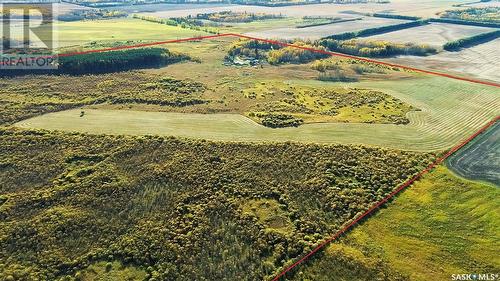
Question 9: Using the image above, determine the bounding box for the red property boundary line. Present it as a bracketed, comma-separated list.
[50, 32, 500, 88]
[270, 115, 500, 281]
[5, 33, 499, 279]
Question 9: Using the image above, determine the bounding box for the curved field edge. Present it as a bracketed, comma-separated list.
[288, 166, 500, 281]
[446, 121, 499, 186]
[14, 76, 500, 152]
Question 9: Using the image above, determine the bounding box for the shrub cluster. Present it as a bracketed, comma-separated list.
[195, 11, 283, 23]
[319, 39, 437, 57]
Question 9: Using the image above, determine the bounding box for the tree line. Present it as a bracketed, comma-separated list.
[319, 39, 437, 57]
[431, 17, 500, 28]
[58, 48, 190, 75]
[443, 30, 500, 51]
[195, 11, 283, 23]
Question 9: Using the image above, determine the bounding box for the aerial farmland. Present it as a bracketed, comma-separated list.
[0, 0, 499, 280]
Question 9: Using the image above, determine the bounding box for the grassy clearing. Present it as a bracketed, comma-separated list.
[15, 74, 500, 152]
[243, 81, 415, 125]
[55, 18, 209, 48]
[77, 261, 147, 281]
[293, 166, 500, 281]
[242, 199, 294, 234]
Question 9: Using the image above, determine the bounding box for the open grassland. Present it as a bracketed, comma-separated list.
[292, 166, 500, 281]
[366, 22, 496, 46]
[15, 75, 500, 152]
[447, 121, 499, 186]
[55, 18, 209, 48]
[0, 129, 434, 280]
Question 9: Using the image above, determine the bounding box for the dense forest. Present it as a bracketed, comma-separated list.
[319, 39, 437, 57]
[58, 48, 190, 75]
[443, 30, 500, 51]
[266, 43, 329, 65]
[0, 128, 435, 280]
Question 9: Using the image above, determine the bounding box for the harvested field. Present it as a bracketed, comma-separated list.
[134, 0, 470, 18]
[244, 17, 408, 40]
[463, 1, 500, 8]
[447, 121, 499, 186]
[367, 22, 495, 46]
[382, 38, 500, 82]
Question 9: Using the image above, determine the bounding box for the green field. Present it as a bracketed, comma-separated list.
[55, 18, 210, 48]
[292, 166, 500, 281]
[15, 75, 500, 152]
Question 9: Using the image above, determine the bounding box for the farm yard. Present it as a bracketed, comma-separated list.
[447, 121, 499, 186]
[366, 22, 496, 46]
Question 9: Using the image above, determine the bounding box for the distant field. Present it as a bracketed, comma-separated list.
[367, 22, 495, 46]
[447, 121, 499, 186]
[244, 17, 407, 40]
[135, 0, 469, 18]
[294, 166, 500, 281]
[55, 18, 209, 47]
[15, 76, 500, 152]
[463, 1, 500, 8]
[383, 38, 500, 82]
